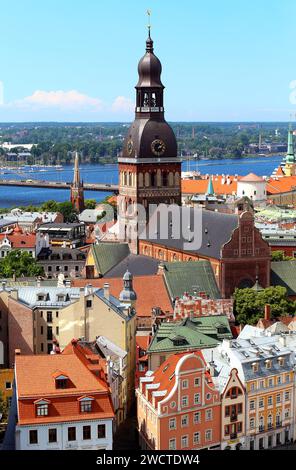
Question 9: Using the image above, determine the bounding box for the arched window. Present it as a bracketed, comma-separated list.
[158, 250, 163, 259]
[138, 172, 144, 187]
[162, 172, 168, 187]
[145, 172, 150, 187]
[151, 171, 157, 187]
[168, 172, 174, 186]
[175, 172, 180, 186]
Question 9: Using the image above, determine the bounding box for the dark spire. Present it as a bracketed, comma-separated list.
[146, 9, 153, 52]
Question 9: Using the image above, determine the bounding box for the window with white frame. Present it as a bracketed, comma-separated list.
[181, 435, 188, 449]
[249, 400, 255, 410]
[268, 378, 273, 387]
[277, 376, 282, 385]
[36, 403, 48, 416]
[276, 414, 281, 425]
[194, 412, 201, 424]
[193, 432, 200, 445]
[268, 396, 273, 406]
[194, 377, 200, 387]
[276, 394, 281, 404]
[249, 417, 255, 429]
[182, 396, 188, 407]
[194, 393, 200, 405]
[169, 438, 176, 450]
[205, 409, 212, 421]
[286, 374, 290, 383]
[267, 414, 273, 428]
[182, 379, 189, 389]
[205, 429, 212, 442]
[285, 391, 290, 401]
[169, 418, 176, 430]
[259, 398, 264, 408]
[181, 415, 189, 427]
[285, 409, 290, 419]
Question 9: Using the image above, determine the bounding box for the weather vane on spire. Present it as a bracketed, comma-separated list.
[147, 9, 151, 37]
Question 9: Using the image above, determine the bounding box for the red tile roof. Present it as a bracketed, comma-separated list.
[182, 176, 238, 196]
[136, 335, 151, 351]
[266, 176, 296, 195]
[15, 351, 114, 425]
[239, 173, 264, 182]
[0, 232, 36, 248]
[72, 275, 172, 317]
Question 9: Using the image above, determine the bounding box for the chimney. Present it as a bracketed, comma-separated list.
[264, 304, 271, 321]
[103, 283, 110, 301]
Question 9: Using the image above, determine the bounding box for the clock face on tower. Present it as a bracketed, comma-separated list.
[127, 139, 134, 155]
[151, 139, 166, 156]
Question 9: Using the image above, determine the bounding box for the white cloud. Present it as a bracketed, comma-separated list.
[111, 96, 134, 114]
[12, 89, 103, 111]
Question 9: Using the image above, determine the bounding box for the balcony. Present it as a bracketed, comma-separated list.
[230, 433, 237, 440]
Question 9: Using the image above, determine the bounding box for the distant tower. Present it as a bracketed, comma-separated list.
[206, 176, 214, 196]
[119, 270, 137, 307]
[284, 123, 296, 176]
[70, 151, 85, 213]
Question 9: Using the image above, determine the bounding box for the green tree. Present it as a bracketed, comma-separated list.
[271, 250, 293, 262]
[56, 202, 78, 223]
[234, 286, 296, 325]
[84, 199, 97, 210]
[41, 200, 59, 212]
[0, 250, 44, 278]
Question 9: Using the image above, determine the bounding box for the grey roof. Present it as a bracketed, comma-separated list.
[94, 288, 135, 321]
[105, 254, 159, 278]
[16, 286, 81, 307]
[142, 208, 238, 259]
[271, 260, 296, 295]
[96, 336, 127, 359]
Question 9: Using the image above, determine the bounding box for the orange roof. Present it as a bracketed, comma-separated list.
[144, 351, 206, 404]
[266, 176, 296, 195]
[72, 275, 172, 317]
[275, 166, 285, 176]
[136, 335, 151, 350]
[15, 354, 109, 398]
[181, 175, 238, 196]
[15, 352, 114, 425]
[239, 173, 264, 182]
[0, 232, 36, 248]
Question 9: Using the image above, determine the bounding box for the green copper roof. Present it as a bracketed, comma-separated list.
[286, 124, 295, 164]
[148, 315, 232, 353]
[163, 261, 221, 300]
[271, 260, 296, 296]
[206, 177, 214, 195]
[92, 242, 130, 276]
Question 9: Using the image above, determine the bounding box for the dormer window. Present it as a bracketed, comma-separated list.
[265, 360, 272, 369]
[252, 362, 259, 373]
[54, 374, 69, 389]
[278, 357, 284, 367]
[35, 399, 50, 416]
[78, 396, 94, 413]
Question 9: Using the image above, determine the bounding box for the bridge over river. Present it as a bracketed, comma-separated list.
[0, 179, 119, 193]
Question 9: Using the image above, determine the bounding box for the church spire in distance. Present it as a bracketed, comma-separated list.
[70, 151, 85, 213]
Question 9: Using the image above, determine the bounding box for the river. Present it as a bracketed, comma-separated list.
[0, 155, 283, 208]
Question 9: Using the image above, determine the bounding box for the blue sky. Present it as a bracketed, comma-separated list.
[0, 0, 296, 122]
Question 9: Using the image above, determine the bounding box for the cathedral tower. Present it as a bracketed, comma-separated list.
[118, 26, 181, 251]
[70, 151, 85, 213]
